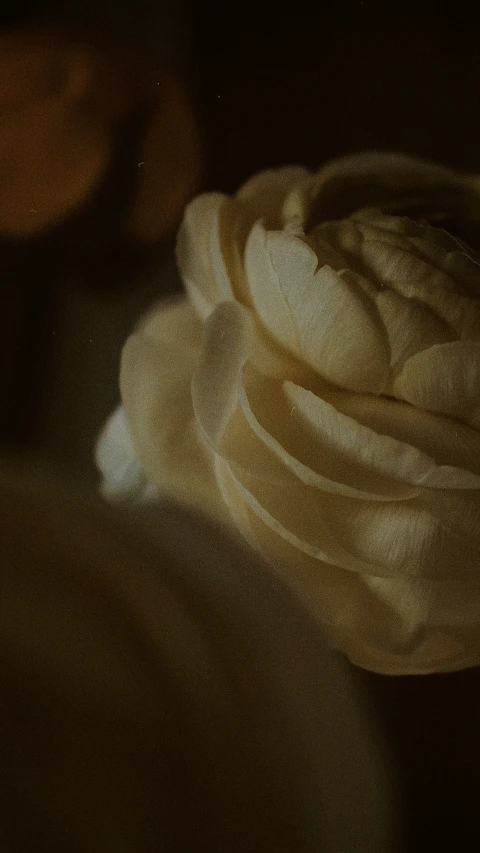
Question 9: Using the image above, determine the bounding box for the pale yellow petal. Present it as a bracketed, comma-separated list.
[138, 294, 204, 348]
[239, 378, 420, 501]
[365, 575, 480, 628]
[374, 288, 454, 375]
[175, 192, 235, 319]
[443, 249, 480, 297]
[191, 345, 419, 503]
[248, 228, 390, 392]
[415, 489, 480, 560]
[312, 213, 480, 324]
[316, 151, 457, 189]
[214, 454, 360, 625]
[283, 381, 480, 489]
[360, 237, 480, 339]
[236, 165, 311, 228]
[353, 210, 463, 258]
[362, 236, 457, 297]
[325, 391, 480, 478]
[214, 198, 258, 308]
[191, 300, 253, 448]
[216, 455, 480, 673]
[345, 623, 480, 676]
[119, 298, 228, 523]
[244, 220, 302, 352]
[218, 460, 388, 577]
[393, 341, 480, 419]
[226, 459, 480, 581]
[215, 456, 480, 672]
[240, 366, 420, 499]
[341, 498, 480, 580]
[283, 151, 464, 229]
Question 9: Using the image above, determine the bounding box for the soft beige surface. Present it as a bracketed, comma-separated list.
[0, 462, 396, 852]
[98, 151, 480, 675]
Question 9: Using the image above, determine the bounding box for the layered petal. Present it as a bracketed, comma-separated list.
[283, 150, 474, 231]
[236, 164, 311, 228]
[175, 193, 233, 318]
[99, 152, 480, 675]
[214, 455, 480, 674]
[393, 341, 480, 419]
[245, 223, 390, 392]
[119, 297, 229, 525]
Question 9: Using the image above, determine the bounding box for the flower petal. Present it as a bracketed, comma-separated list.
[95, 405, 159, 503]
[283, 381, 480, 489]
[365, 574, 480, 628]
[218, 459, 389, 577]
[246, 226, 390, 392]
[239, 370, 420, 501]
[283, 150, 466, 229]
[215, 455, 480, 673]
[341, 497, 480, 581]
[393, 341, 480, 419]
[325, 391, 480, 478]
[191, 300, 253, 449]
[237, 165, 311, 228]
[374, 288, 454, 376]
[190, 309, 415, 502]
[120, 298, 228, 523]
[175, 193, 235, 319]
[244, 220, 301, 354]
[359, 234, 480, 339]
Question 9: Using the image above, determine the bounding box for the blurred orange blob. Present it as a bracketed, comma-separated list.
[0, 26, 203, 244]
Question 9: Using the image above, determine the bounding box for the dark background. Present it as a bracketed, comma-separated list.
[2, 2, 480, 465]
[2, 4, 480, 852]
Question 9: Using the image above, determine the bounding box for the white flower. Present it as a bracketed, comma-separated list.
[98, 152, 480, 675]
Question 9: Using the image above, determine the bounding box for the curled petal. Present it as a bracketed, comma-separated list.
[359, 233, 480, 339]
[283, 381, 480, 489]
[219, 449, 480, 581]
[236, 164, 311, 228]
[365, 574, 480, 628]
[325, 391, 480, 477]
[191, 319, 416, 502]
[191, 299, 308, 454]
[352, 209, 466, 259]
[215, 456, 480, 673]
[244, 220, 301, 354]
[362, 234, 458, 297]
[246, 225, 390, 392]
[393, 341, 480, 419]
[240, 374, 421, 501]
[120, 298, 228, 523]
[192, 300, 254, 449]
[137, 293, 204, 348]
[95, 406, 158, 503]
[175, 193, 236, 319]
[218, 461, 388, 577]
[283, 150, 467, 229]
[374, 288, 454, 376]
[342, 498, 480, 580]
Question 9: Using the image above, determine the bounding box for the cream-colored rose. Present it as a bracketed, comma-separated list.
[98, 152, 480, 675]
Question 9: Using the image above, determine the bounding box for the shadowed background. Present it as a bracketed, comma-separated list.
[1, 4, 477, 482]
[1, 4, 480, 851]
